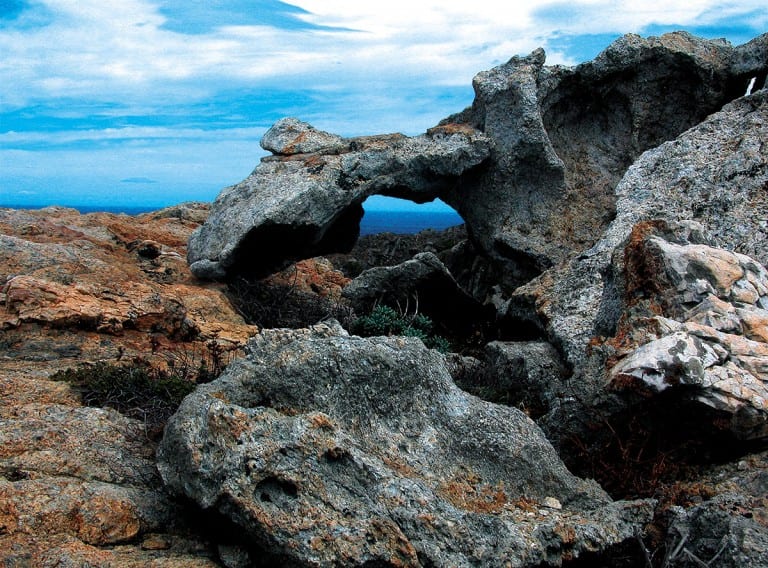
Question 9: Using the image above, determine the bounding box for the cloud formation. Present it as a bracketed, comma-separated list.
[1, 1, 765, 207]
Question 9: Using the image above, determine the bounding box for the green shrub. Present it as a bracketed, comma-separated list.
[350, 305, 451, 353]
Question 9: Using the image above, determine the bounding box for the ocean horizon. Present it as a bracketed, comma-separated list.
[0, 204, 464, 236]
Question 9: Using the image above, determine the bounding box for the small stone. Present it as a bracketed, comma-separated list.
[543, 496, 562, 510]
[141, 534, 172, 550]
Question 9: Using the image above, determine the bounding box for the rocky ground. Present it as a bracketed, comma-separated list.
[0, 205, 257, 566]
[3, 31, 768, 567]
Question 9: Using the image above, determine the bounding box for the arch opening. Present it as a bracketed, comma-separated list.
[360, 196, 463, 236]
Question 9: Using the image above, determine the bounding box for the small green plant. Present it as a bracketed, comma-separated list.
[350, 305, 451, 353]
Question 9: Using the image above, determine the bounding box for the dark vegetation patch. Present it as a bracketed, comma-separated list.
[52, 339, 238, 437]
[561, 392, 765, 500]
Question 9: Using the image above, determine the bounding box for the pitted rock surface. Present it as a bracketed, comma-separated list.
[158, 322, 652, 567]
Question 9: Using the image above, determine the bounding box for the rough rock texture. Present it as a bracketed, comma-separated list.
[0, 205, 256, 361]
[158, 322, 653, 567]
[442, 32, 768, 277]
[511, 90, 768, 451]
[188, 123, 490, 280]
[0, 365, 222, 567]
[0, 205, 257, 566]
[261, 117, 347, 156]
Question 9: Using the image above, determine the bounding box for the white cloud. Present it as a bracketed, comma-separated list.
[2, 0, 764, 113]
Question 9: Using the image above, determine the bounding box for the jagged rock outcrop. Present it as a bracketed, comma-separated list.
[606, 225, 768, 439]
[187, 123, 490, 280]
[509, 90, 768, 450]
[441, 32, 768, 277]
[158, 322, 653, 567]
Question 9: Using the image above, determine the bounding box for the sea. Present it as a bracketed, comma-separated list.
[2, 204, 464, 236]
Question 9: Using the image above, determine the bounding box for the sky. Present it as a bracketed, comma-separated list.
[1, 1, 766, 212]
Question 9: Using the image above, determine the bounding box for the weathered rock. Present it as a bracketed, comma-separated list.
[188, 32, 767, 291]
[0, 205, 257, 361]
[262, 257, 350, 301]
[504, 87, 768, 441]
[605, 228, 768, 440]
[442, 32, 768, 278]
[0, 364, 219, 567]
[158, 322, 653, 567]
[342, 252, 485, 331]
[261, 117, 347, 155]
[188, 124, 490, 280]
[0, 205, 257, 566]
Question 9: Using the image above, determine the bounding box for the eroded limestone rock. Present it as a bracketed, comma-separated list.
[187, 124, 490, 280]
[607, 229, 768, 439]
[158, 322, 652, 567]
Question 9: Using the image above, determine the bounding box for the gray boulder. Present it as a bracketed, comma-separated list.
[188, 124, 490, 280]
[157, 322, 653, 567]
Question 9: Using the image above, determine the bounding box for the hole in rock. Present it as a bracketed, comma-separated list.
[359, 196, 463, 236]
[256, 476, 299, 503]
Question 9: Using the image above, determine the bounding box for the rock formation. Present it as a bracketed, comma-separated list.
[4, 29, 768, 567]
[172, 32, 768, 565]
[187, 120, 490, 280]
[158, 322, 652, 566]
[512, 90, 768, 449]
[441, 32, 768, 278]
[189, 31, 767, 292]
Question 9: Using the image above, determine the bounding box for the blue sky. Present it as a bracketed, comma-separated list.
[1, 1, 766, 212]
